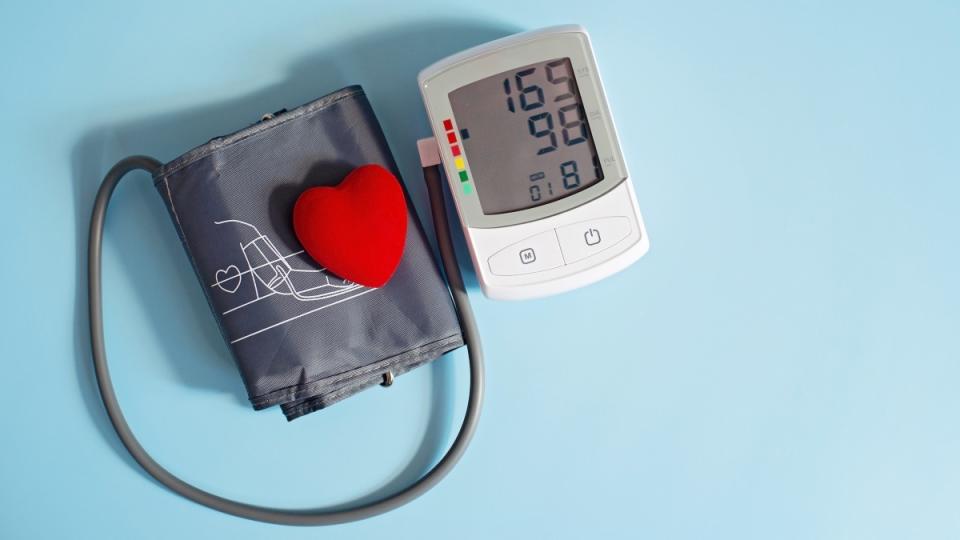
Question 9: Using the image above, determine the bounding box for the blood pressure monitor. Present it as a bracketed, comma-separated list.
[419, 25, 649, 300]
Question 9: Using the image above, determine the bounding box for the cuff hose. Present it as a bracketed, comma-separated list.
[88, 156, 484, 525]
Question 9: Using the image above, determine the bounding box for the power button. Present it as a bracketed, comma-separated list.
[556, 217, 632, 264]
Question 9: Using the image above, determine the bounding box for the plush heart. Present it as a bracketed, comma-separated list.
[293, 164, 407, 288]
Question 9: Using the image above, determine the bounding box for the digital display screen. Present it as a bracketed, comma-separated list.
[449, 58, 603, 215]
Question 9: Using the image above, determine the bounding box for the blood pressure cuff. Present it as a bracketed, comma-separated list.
[153, 86, 464, 420]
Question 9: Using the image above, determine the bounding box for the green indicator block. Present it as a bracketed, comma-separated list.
[458, 170, 469, 182]
[462, 183, 473, 194]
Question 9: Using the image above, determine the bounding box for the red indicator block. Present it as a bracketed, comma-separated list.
[446, 132, 457, 144]
[451, 144, 461, 157]
[443, 119, 453, 131]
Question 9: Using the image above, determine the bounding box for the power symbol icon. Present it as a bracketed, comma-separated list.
[584, 228, 601, 246]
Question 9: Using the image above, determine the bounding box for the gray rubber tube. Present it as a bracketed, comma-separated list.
[88, 156, 485, 525]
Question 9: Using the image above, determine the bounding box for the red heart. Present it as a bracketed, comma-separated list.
[293, 164, 407, 288]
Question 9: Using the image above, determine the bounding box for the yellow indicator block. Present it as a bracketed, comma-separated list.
[454, 156, 465, 170]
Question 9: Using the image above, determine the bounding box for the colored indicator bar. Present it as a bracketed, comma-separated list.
[442, 118, 470, 190]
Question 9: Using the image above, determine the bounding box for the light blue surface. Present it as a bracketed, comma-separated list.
[1, 1, 958, 538]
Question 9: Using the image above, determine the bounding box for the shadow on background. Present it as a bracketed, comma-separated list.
[70, 20, 516, 501]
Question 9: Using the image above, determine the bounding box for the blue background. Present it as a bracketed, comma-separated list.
[1, 1, 958, 538]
